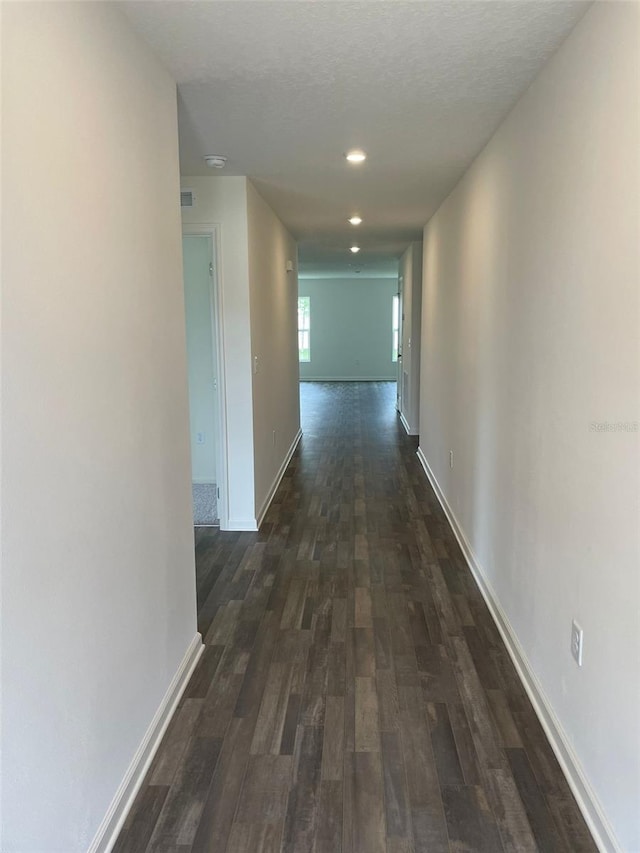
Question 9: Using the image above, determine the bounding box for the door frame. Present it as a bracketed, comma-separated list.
[182, 225, 229, 529]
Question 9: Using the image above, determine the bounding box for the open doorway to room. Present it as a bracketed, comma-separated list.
[296, 276, 399, 382]
[297, 274, 399, 428]
[182, 229, 225, 526]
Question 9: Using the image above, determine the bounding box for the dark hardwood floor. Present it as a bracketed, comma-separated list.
[115, 381, 597, 853]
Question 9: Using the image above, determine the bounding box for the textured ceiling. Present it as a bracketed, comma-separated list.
[121, 0, 588, 276]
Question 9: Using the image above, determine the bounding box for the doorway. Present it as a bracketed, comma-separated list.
[182, 230, 224, 526]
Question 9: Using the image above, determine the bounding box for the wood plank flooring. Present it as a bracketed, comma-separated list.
[115, 381, 597, 853]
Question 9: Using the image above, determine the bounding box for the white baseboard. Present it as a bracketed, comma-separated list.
[192, 478, 215, 486]
[225, 517, 259, 532]
[256, 428, 302, 528]
[415, 446, 620, 853]
[88, 633, 204, 853]
[399, 411, 417, 435]
[299, 377, 396, 382]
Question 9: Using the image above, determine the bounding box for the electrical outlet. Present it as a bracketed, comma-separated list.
[196, 432, 205, 445]
[253, 355, 259, 375]
[571, 620, 584, 666]
[449, 450, 454, 469]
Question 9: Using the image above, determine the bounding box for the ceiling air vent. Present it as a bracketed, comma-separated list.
[180, 190, 194, 208]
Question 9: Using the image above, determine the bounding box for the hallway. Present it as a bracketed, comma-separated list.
[115, 382, 596, 853]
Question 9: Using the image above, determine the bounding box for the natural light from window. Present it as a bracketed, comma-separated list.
[298, 296, 310, 362]
[392, 294, 399, 362]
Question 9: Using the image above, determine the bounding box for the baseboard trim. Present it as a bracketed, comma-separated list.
[225, 518, 259, 532]
[192, 478, 215, 486]
[88, 633, 204, 853]
[256, 428, 302, 529]
[415, 446, 619, 853]
[299, 377, 396, 382]
[399, 411, 417, 436]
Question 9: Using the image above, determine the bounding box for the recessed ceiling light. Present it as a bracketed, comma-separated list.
[350, 246, 360, 253]
[348, 216, 362, 225]
[345, 150, 366, 163]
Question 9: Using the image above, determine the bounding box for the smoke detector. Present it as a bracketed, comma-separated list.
[204, 155, 227, 169]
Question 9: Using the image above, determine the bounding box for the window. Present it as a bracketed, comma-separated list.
[298, 296, 310, 362]
[392, 294, 400, 362]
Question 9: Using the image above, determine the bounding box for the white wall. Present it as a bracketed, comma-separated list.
[181, 176, 256, 528]
[183, 234, 217, 484]
[1, 3, 198, 850]
[181, 177, 300, 529]
[247, 181, 301, 523]
[419, 4, 639, 850]
[398, 242, 423, 434]
[298, 277, 398, 381]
